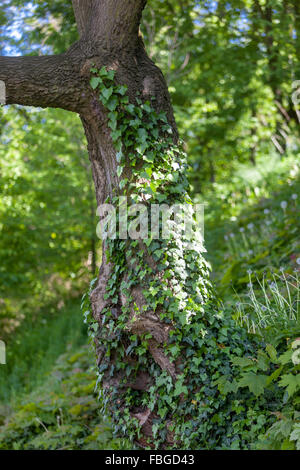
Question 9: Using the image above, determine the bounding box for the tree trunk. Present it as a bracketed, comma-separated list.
[78, 36, 196, 446]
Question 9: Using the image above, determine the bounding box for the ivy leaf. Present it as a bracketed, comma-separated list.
[101, 87, 113, 101]
[107, 96, 119, 112]
[108, 111, 118, 121]
[90, 323, 98, 332]
[142, 102, 152, 113]
[156, 193, 167, 203]
[117, 85, 127, 95]
[106, 69, 115, 80]
[116, 150, 123, 163]
[158, 111, 168, 123]
[111, 130, 122, 142]
[99, 66, 114, 78]
[126, 104, 136, 115]
[90, 77, 102, 89]
[137, 128, 148, 142]
[145, 167, 153, 178]
[143, 152, 155, 163]
[108, 118, 117, 131]
[174, 381, 188, 397]
[129, 118, 141, 128]
[119, 178, 128, 190]
[151, 128, 159, 139]
[120, 96, 129, 104]
[136, 142, 148, 154]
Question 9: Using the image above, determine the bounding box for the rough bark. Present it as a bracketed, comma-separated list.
[72, 0, 147, 48]
[0, 54, 86, 112]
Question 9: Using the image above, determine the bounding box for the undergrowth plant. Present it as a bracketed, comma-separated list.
[235, 270, 300, 342]
[0, 346, 131, 450]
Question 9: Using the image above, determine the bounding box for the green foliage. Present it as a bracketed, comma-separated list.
[201, 160, 300, 347]
[204, 159, 300, 450]
[1, 0, 76, 55]
[234, 270, 300, 343]
[0, 105, 99, 339]
[208, 177, 300, 292]
[142, 0, 300, 193]
[3, 0, 300, 191]
[0, 300, 87, 402]
[228, 338, 300, 450]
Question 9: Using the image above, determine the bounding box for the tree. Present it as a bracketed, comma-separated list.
[0, 0, 260, 449]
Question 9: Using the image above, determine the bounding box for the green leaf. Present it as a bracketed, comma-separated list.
[231, 356, 255, 368]
[117, 85, 127, 95]
[257, 350, 270, 371]
[119, 178, 128, 190]
[266, 365, 283, 386]
[101, 87, 113, 101]
[111, 129, 122, 142]
[278, 373, 300, 396]
[143, 152, 155, 163]
[116, 150, 123, 163]
[266, 343, 278, 362]
[278, 349, 293, 365]
[137, 128, 148, 143]
[107, 96, 119, 112]
[99, 66, 110, 77]
[238, 372, 268, 397]
[174, 382, 188, 397]
[108, 118, 118, 131]
[136, 142, 148, 155]
[90, 77, 102, 89]
[125, 104, 136, 114]
[106, 69, 115, 80]
[290, 424, 300, 450]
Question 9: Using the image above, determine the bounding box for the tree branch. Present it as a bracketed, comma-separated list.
[0, 54, 86, 112]
[0, 0, 149, 112]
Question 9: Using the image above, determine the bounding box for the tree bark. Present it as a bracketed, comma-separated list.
[0, 54, 86, 112]
[72, 0, 147, 48]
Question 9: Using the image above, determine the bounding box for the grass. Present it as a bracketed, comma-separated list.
[234, 270, 300, 345]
